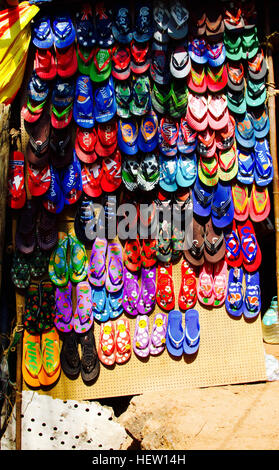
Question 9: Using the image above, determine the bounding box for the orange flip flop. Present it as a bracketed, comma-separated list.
[38, 327, 61, 387]
[98, 321, 116, 366]
[115, 318, 132, 365]
[22, 330, 42, 388]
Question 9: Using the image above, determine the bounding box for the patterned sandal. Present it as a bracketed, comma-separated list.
[68, 227, 88, 283]
[48, 232, 69, 287]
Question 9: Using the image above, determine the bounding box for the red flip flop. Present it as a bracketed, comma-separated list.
[101, 149, 122, 193]
[27, 162, 51, 197]
[81, 161, 103, 198]
[232, 182, 249, 222]
[156, 262, 175, 312]
[225, 219, 243, 268]
[237, 219, 262, 272]
[178, 259, 197, 311]
[34, 48, 57, 81]
[249, 183, 270, 223]
[7, 151, 26, 209]
[123, 236, 142, 272]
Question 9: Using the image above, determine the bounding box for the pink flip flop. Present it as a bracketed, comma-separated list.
[105, 242, 124, 293]
[212, 259, 228, 307]
[197, 260, 214, 306]
[115, 318, 132, 364]
[133, 315, 150, 358]
[149, 313, 167, 356]
[73, 281, 93, 333]
[137, 267, 156, 315]
[54, 282, 73, 333]
[87, 237, 107, 287]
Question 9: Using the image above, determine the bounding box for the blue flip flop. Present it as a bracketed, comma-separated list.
[60, 152, 83, 206]
[192, 176, 215, 218]
[108, 287, 124, 319]
[75, 6, 97, 48]
[92, 285, 109, 322]
[53, 14, 76, 49]
[117, 118, 139, 155]
[237, 148, 255, 185]
[73, 75, 95, 128]
[254, 138, 274, 187]
[166, 310, 184, 357]
[183, 309, 200, 355]
[94, 76, 117, 123]
[243, 271, 261, 319]
[159, 154, 178, 192]
[43, 165, 64, 214]
[211, 181, 234, 229]
[225, 267, 244, 317]
[32, 16, 54, 49]
[176, 152, 197, 188]
[112, 4, 133, 45]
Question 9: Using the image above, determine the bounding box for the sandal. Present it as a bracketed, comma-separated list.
[98, 321, 116, 366]
[243, 271, 261, 320]
[212, 259, 228, 307]
[137, 266, 156, 315]
[11, 250, 31, 289]
[115, 318, 132, 364]
[133, 315, 150, 358]
[122, 267, 140, 316]
[38, 327, 61, 387]
[149, 313, 167, 356]
[123, 236, 142, 272]
[68, 227, 88, 283]
[225, 267, 244, 317]
[224, 220, 243, 268]
[166, 310, 184, 357]
[197, 260, 214, 306]
[22, 330, 42, 388]
[105, 242, 124, 293]
[156, 262, 175, 312]
[48, 232, 69, 287]
[178, 260, 197, 311]
[54, 282, 73, 333]
[87, 237, 107, 287]
[73, 281, 93, 334]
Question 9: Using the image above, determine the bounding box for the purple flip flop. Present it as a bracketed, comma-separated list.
[150, 312, 168, 356]
[105, 242, 124, 293]
[73, 280, 94, 333]
[137, 266, 156, 315]
[122, 266, 140, 316]
[88, 237, 107, 287]
[133, 315, 150, 358]
[54, 282, 73, 333]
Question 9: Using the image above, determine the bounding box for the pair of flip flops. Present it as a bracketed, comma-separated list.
[226, 267, 261, 319]
[122, 266, 156, 317]
[197, 259, 228, 307]
[98, 318, 131, 366]
[133, 313, 168, 358]
[123, 236, 157, 271]
[92, 285, 123, 322]
[88, 238, 123, 292]
[237, 141, 273, 187]
[49, 229, 88, 287]
[54, 280, 93, 334]
[232, 182, 270, 223]
[22, 327, 61, 389]
[11, 247, 50, 289]
[156, 262, 175, 312]
[23, 281, 55, 334]
[225, 219, 262, 272]
[166, 309, 200, 357]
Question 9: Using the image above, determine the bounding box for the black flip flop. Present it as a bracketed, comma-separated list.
[80, 326, 100, 384]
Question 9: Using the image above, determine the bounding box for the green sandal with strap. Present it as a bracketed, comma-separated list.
[48, 232, 69, 287]
[68, 227, 88, 283]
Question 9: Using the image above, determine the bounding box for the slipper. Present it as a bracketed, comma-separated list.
[137, 267, 156, 315]
[197, 260, 214, 306]
[105, 242, 123, 293]
[22, 330, 42, 388]
[238, 219, 262, 272]
[29, 246, 50, 279]
[15, 199, 38, 255]
[232, 182, 249, 222]
[212, 259, 228, 307]
[156, 217, 173, 263]
[192, 176, 215, 218]
[243, 271, 261, 319]
[254, 138, 273, 187]
[11, 251, 31, 289]
[68, 227, 88, 283]
[224, 220, 243, 268]
[156, 262, 175, 312]
[87, 237, 107, 287]
[37, 327, 61, 387]
[133, 315, 150, 358]
[92, 285, 109, 322]
[178, 260, 197, 311]
[43, 165, 65, 215]
[141, 239, 157, 268]
[176, 152, 197, 188]
[108, 288, 123, 320]
[123, 236, 142, 272]
[198, 154, 219, 188]
[218, 143, 238, 182]
[225, 267, 244, 317]
[122, 267, 140, 316]
[149, 313, 168, 356]
[7, 150, 26, 209]
[207, 94, 229, 131]
[237, 148, 255, 185]
[80, 327, 100, 384]
[54, 282, 73, 333]
[73, 75, 95, 128]
[183, 309, 200, 355]
[204, 217, 225, 264]
[73, 281, 93, 333]
[184, 214, 205, 267]
[211, 181, 234, 229]
[98, 321, 116, 366]
[249, 183, 270, 223]
[115, 318, 132, 364]
[48, 232, 69, 287]
[166, 310, 184, 357]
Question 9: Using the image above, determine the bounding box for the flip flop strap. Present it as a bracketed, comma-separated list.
[228, 282, 244, 308]
[29, 134, 49, 156]
[153, 83, 172, 104]
[241, 233, 257, 262]
[200, 157, 218, 176]
[167, 325, 184, 349]
[219, 152, 236, 171]
[194, 185, 214, 207]
[200, 273, 213, 297]
[185, 326, 199, 346]
[212, 197, 231, 217]
[204, 232, 224, 255]
[94, 48, 111, 72]
[52, 102, 72, 119]
[225, 230, 241, 258]
[27, 97, 46, 113]
[160, 118, 179, 146]
[77, 43, 95, 63]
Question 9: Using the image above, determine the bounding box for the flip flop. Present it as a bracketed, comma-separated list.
[105, 242, 124, 293]
[87, 237, 107, 287]
[197, 260, 214, 306]
[48, 232, 69, 287]
[22, 330, 42, 388]
[29, 246, 50, 279]
[115, 318, 132, 364]
[224, 220, 243, 268]
[232, 182, 249, 222]
[141, 239, 157, 268]
[11, 251, 31, 289]
[166, 310, 184, 357]
[238, 219, 262, 272]
[211, 181, 234, 229]
[122, 267, 140, 316]
[218, 143, 238, 182]
[73, 281, 93, 333]
[249, 183, 270, 222]
[204, 217, 225, 264]
[225, 267, 244, 317]
[68, 227, 88, 283]
[108, 288, 123, 320]
[184, 214, 205, 267]
[243, 271, 261, 320]
[156, 262, 175, 312]
[60, 152, 83, 205]
[37, 327, 61, 387]
[137, 266, 156, 315]
[54, 282, 73, 333]
[183, 309, 200, 355]
[92, 285, 109, 322]
[7, 150, 26, 209]
[254, 138, 273, 187]
[133, 315, 150, 358]
[212, 259, 228, 307]
[123, 236, 142, 272]
[237, 147, 255, 185]
[178, 260, 197, 311]
[98, 321, 116, 366]
[149, 313, 168, 356]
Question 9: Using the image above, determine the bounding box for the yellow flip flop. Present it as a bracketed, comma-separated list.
[38, 327, 61, 387]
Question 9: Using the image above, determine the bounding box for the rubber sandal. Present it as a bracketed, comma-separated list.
[218, 143, 238, 182]
[141, 239, 157, 268]
[23, 283, 41, 335]
[48, 232, 69, 287]
[212, 259, 228, 307]
[29, 246, 50, 279]
[22, 330, 42, 388]
[224, 220, 243, 268]
[197, 260, 214, 306]
[137, 266, 156, 315]
[232, 182, 249, 222]
[225, 267, 244, 317]
[108, 288, 123, 320]
[80, 327, 100, 383]
[249, 183, 270, 222]
[156, 262, 175, 312]
[98, 321, 116, 366]
[254, 138, 273, 187]
[73, 281, 93, 333]
[7, 150, 26, 209]
[40, 281, 56, 332]
[149, 313, 167, 356]
[15, 199, 38, 255]
[178, 259, 197, 311]
[211, 181, 234, 229]
[11, 250, 31, 289]
[243, 271, 261, 320]
[122, 267, 140, 316]
[184, 214, 205, 267]
[54, 282, 73, 333]
[92, 285, 109, 322]
[156, 218, 173, 263]
[60, 152, 83, 205]
[198, 154, 219, 187]
[183, 309, 200, 355]
[237, 147, 255, 185]
[115, 318, 132, 364]
[36, 208, 58, 252]
[166, 310, 184, 357]
[87, 237, 107, 287]
[238, 219, 262, 272]
[105, 242, 123, 293]
[204, 217, 225, 264]
[123, 236, 142, 272]
[133, 314, 150, 358]
[38, 327, 61, 387]
[68, 227, 88, 283]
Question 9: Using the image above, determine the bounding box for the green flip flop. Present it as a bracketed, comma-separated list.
[169, 81, 188, 119]
[130, 75, 151, 116]
[11, 250, 31, 289]
[115, 81, 132, 119]
[151, 82, 171, 114]
[68, 227, 88, 283]
[30, 246, 50, 279]
[48, 232, 69, 287]
[198, 155, 219, 187]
